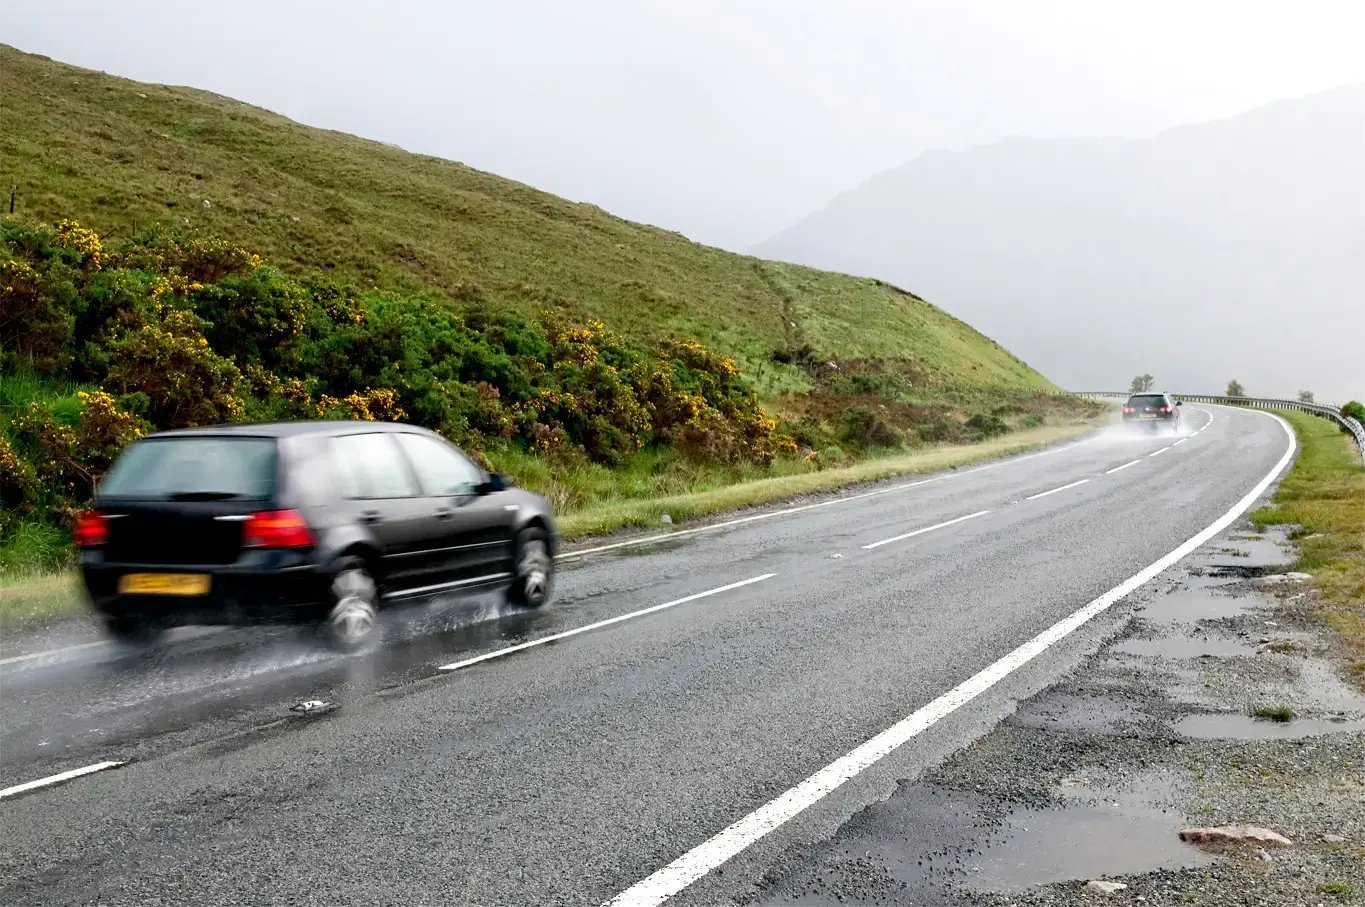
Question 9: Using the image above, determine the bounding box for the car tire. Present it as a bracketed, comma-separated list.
[508, 527, 553, 608]
[324, 558, 380, 651]
[104, 615, 164, 647]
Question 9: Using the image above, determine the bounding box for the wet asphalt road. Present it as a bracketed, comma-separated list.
[0, 406, 1293, 906]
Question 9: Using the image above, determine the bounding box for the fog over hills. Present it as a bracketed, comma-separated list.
[758, 84, 1365, 402]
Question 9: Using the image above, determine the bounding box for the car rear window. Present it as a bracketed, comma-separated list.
[1127, 395, 1167, 408]
[98, 437, 278, 500]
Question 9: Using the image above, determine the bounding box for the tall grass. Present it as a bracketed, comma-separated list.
[1251, 411, 1365, 682]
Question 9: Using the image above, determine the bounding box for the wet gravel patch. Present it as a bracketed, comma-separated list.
[750, 523, 1365, 906]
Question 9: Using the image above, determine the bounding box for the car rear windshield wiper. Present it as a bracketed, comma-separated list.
[168, 491, 245, 501]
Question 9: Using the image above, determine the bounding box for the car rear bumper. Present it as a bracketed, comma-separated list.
[80, 553, 331, 626]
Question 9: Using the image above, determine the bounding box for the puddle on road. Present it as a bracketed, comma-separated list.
[0, 591, 565, 767]
[965, 796, 1215, 892]
[1009, 691, 1146, 734]
[1114, 634, 1256, 659]
[754, 773, 1215, 905]
[603, 538, 689, 557]
[1176, 712, 1365, 740]
[1188, 526, 1294, 578]
[1139, 586, 1255, 625]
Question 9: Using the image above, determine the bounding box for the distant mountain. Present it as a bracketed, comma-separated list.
[758, 85, 1365, 402]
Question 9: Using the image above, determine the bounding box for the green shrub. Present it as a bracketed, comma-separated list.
[916, 418, 964, 444]
[835, 371, 904, 398]
[966, 413, 1010, 438]
[102, 305, 246, 428]
[1, 220, 802, 546]
[839, 405, 900, 448]
[1342, 401, 1365, 422]
[0, 222, 83, 375]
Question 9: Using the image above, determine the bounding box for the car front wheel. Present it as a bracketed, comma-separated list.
[508, 528, 553, 608]
[325, 559, 379, 651]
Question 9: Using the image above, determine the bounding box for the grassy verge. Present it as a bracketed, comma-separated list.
[0, 419, 1099, 631]
[1250, 410, 1365, 681]
[557, 421, 1093, 539]
[0, 569, 81, 631]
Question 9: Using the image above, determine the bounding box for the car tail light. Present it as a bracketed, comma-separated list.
[73, 510, 109, 547]
[1123, 406, 1134, 413]
[1160, 406, 1171, 413]
[243, 509, 316, 548]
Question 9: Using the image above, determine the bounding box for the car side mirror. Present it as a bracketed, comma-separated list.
[477, 473, 508, 494]
[1176, 401, 1183, 406]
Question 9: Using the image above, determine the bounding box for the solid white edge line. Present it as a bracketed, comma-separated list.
[602, 410, 1295, 907]
[0, 640, 109, 668]
[559, 438, 1096, 561]
[1173, 438, 1188, 446]
[0, 761, 125, 800]
[1024, 478, 1090, 501]
[1104, 458, 1142, 475]
[860, 510, 992, 550]
[437, 574, 776, 671]
[1148, 445, 1172, 457]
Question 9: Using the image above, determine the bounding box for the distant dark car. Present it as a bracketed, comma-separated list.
[75, 421, 557, 649]
[1122, 392, 1182, 432]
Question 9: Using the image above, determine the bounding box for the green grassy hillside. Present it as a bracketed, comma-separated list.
[0, 45, 1050, 400]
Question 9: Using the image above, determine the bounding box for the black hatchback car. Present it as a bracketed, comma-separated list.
[75, 421, 558, 649]
[1122, 392, 1182, 432]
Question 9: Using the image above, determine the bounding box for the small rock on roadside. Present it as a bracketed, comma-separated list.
[1084, 880, 1129, 894]
[1257, 572, 1311, 584]
[1179, 825, 1293, 847]
[659, 514, 672, 525]
[1323, 833, 1346, 843]
[1255, 848, 1273, 862]
[290, 699, 337, 716]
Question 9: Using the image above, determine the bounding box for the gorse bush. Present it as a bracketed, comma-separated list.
[839, 405, 899, 448]
[965, 413, 1010, 438]
[1, 219, 795, 535]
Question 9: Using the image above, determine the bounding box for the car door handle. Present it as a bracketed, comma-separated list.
[433, 507, 453, 520]
[360, 510, 383, 525]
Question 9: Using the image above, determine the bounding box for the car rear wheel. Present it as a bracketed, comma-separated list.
[325, 559, 379, 651]
[508, 528, 553, 608]
[104, 615, 165, 647]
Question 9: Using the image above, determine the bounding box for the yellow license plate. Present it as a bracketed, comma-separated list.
[118, 573, 211, 596]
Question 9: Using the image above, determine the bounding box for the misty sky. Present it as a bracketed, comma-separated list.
[6, 1, 1365, 250]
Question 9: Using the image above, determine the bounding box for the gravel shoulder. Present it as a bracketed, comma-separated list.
[749, 522, 1365, 906]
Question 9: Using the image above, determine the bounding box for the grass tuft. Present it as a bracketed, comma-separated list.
[1318, 880, 1355, 900]
[1249, 704, 1295, 723]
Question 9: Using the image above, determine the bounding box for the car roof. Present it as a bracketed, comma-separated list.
[146, 420, 425, 440]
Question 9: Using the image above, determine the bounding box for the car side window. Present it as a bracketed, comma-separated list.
[332, 433, 419, 499]
[395, 433, 485, 497]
